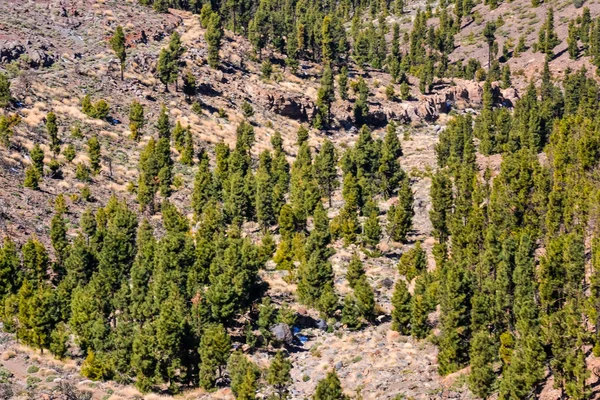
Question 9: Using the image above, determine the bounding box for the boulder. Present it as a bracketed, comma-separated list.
[28, 49, 54, 67]
[270, 323, 293, 344]
[266, 92, 314, 121]
[316, 319, 328, 331]
[0, 41, 25, 63]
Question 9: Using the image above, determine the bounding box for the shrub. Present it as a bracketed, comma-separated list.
[24, 166, 40, 190]
[26, 366, 39, 374]
[81, 185, 92, 202]
[82, 96, 110, 120]
[93, 100, 110, 120]
[191, 101, 202, 115]
[242, 101, 254, 118]
[63, 144, 76, 162]
[261, 59, 273, 79]
[386, 83, 395, 101]
[26, 376, 41, 389]
[75, 163, 91, 182]
[400, 82, 410, 100]
[71, 124, 83, 138]
[48, 159, 62, 179]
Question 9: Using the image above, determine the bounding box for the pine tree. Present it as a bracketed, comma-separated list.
[50, 209, 68, 263]
[191, 153, 213, 218]
[0, 237, 21, 300]
[315, 66, 335, 129]
[199, 324, 231, 390]
[568, 20, 579, 60]
[110, 26, 126, 80]
[354, 275, 375, 321]
[181, 126, 194, 166]
[468, 331, 497, 399]
[24, 166, 40, 190]
[267, 350, 292, 400]
[286, 26, 299, 73]
[82, 94, 94, 117]
[379, 122, 404, 197]
[30, 143, 44, 176]
[297, 252, 334, 309]
[87, 135, 101, 174]
[46, 112, 60, 155]
[354, 77, 369, 125]
[206, 13, 224, 69]
[397, 241, 426, 281]
[313, 370, 347, 400]
[256, 150, 275, 229]
[157, 48, 176, 91]
[437, 260, 472, 376]
[538, 8, 560, 58]
[172, 121, 186, 152]
[362, 204, 381, 248]
[315, 139, 338, 207]
[499, 233, 545, 399]
[388, 180, 414, 243]
[429, 170, 452, 243]
[183, 70, 197, 101]
[483, 23, 496, 70]
[228, 352, 260, 399]
[0, 72, 10, 108]
[167, 31, 185, 91]
[153, 0, 168, 12]
[391, 279, 411, 334]
[157, 105, 171, 139]
[346, 253, 365, 289]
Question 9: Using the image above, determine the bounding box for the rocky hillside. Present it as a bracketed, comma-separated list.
[2, 0, 600, 399]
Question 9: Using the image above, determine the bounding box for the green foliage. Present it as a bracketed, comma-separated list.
[129, 100, 145, 140]
[391, 279, 411, 334]
[397, 242, 426, 281]
[0, 114, 19, 147]
[228, 351, 260, 398]
[46, 112, 60, 155]
[81, 351, 113, 381]
[110, 26, 126, 80]
[24, 166, 40, 190]
[0, 72, 10, 108]
[82, 96, 110, 120]
[267, 350, 292, 399]
[261, 59, 273, 79]
[199, 324, 231, 390]
[346, 253, 365, 289]
[468, 331, 496, 399]
[63, 144, 76, 162]
[87, 136, 101, 174]
[315, 66, 335, 129]
[313, 370, 347, 400]
[206, 12, 224, 69]
[30, 144, 45, 175]
[75, 163, 91, 182]
[354, 276, 375, 321]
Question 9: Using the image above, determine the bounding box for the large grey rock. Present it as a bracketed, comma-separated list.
[28, 49, 54, 67]
[0, 41, 25, 63]
[270, 323, 293, 344]
[266, 92, 314, 121]
[316, 319, 328, 331]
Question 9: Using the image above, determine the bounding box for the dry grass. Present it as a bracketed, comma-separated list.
[180, 16, 204, 45]
[22, 102, 48, 126]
